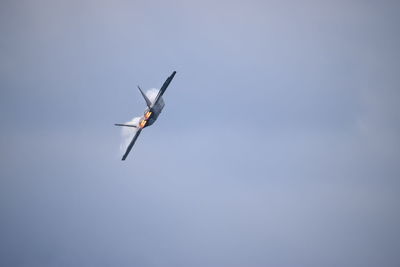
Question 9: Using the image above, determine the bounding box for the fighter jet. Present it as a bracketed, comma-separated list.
[115, 71, 176, 160]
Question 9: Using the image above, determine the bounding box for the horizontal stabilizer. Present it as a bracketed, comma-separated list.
[114, 123, 137, 128]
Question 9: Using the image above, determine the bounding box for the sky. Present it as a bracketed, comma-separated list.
[1, 0, 400, 266]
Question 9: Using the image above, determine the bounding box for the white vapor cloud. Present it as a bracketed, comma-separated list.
[120, 116, 140, 152]
[120, 89, 160, 152]
[145, 88, 159, 104]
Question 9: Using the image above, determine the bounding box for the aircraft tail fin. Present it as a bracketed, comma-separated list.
[138, 86, 152, 108]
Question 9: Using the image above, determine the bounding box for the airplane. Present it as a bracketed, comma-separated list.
[115, 71, 176, 160]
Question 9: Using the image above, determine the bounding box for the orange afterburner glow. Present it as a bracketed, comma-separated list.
[145, 111, 152, 119]
[140, 120, 147, 128]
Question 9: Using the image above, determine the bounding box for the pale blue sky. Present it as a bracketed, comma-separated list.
[1, 1, 399, 266]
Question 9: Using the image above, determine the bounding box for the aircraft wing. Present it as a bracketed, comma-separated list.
[153, 71, 176, 106]
[121, 129, 142, 160]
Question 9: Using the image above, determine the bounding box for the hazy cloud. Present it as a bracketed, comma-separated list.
[1, 1, 399, 266]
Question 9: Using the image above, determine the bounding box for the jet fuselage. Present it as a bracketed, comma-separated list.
[116, 71, 176, 160]
[138, 96, 165, 128]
